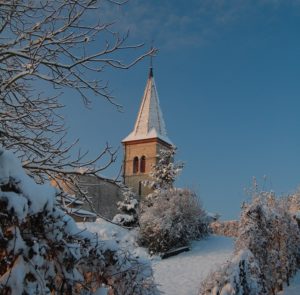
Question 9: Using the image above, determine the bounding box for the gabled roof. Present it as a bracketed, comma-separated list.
[122, 68, 172, 145]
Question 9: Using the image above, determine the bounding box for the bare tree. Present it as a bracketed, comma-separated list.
[0, 0, 154, 191]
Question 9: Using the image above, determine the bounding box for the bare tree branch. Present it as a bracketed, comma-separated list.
[0, 0, 157, 202]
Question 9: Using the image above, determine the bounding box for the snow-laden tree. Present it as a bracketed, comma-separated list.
[0, 0, 154, 192]
[199, 191, 300, 295]
[210, 220, 239, 237]
[0, 148, 158, 295]
[143, 147, 184, 196]
[112, 186, 139, 227]
[139, 188, 208, 253]
[140, 148, 207, 253]
[284, 190, 300, 215]
[199, 249, 264, 295]
[236, 194, 300, 293]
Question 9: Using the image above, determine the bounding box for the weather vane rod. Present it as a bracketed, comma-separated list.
[149, 41, 154, 77]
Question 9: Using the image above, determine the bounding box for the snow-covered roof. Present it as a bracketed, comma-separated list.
[122, 68, 172, 145]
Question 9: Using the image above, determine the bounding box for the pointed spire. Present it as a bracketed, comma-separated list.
[122, 67, 172, 145]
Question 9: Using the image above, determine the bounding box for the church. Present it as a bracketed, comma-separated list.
[122, 66, 173, 197]
[64, 66, 173, 221]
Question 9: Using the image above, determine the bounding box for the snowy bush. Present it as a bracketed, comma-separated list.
[285, 191, 300, 227]
[235, 194, 300, 293]
[199, 192, 300, 295]
[140, 148, 208, 254]
[0, 148, 158, 295]
[139, 188, 209, 254]
[112, 186, 139, 227]
[210, 220, 239, 238]
[199, 249, 263, 295]
[284, 190, 300, 220]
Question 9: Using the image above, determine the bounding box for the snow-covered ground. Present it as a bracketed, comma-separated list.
[152, 236, 234, 295]
[80, 220, 234, 295]
[80, 219, 300, 295]
[279, 271, 300, 295]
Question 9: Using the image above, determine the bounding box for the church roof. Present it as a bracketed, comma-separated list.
[122, 68, 172, 145]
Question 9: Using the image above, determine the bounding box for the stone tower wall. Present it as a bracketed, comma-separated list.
[123, 138, 171, 197]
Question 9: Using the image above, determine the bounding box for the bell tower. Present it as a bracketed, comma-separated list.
[122, 67, 173, 197]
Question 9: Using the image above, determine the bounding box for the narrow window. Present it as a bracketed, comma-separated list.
[140, 156, 146, 173]
[133, 157, 139, 174]
[138, 181, 142, 196]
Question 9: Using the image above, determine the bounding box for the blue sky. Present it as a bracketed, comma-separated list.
[61, 0, 300, 219]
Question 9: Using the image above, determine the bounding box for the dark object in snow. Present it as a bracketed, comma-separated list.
[161, 246, 190, 259]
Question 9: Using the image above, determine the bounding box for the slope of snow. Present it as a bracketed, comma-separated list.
[153, 235, 234, 295]
[77, 219, 149, 258]
[80, 220, 235, 295]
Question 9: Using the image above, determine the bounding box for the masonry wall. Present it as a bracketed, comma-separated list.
[52, 175, 122, 220]
[123, 138, 171, 197]
[77, 175, 122, 220]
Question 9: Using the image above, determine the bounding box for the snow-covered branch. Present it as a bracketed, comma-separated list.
[0, 0, 155, 193]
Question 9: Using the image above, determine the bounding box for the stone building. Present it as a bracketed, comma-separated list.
[76, 175, 122, 219]
[57, 66, 173, 220]
[122, 67, 173, 197]
[54, 175, 122, 220]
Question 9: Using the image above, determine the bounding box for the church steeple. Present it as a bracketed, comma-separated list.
[122, 66, 173, 196]
[122, 66, 172, 145]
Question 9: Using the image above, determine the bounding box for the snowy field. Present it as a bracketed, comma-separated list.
[80, 220, 300, 295]
[80, 220, 234, 295]
[152, 236, 234, 295]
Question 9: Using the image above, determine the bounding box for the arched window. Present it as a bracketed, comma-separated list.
[140, 156, 146, 173]
[133, 157, 139, 174]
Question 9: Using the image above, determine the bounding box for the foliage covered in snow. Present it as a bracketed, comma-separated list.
[279, 270, 300, 295]
[0, 148, 158, 295]
[199, 192, 300, 295]
[140, 148, 208, 254]
[143, 147, 184, 194]
[112, 186, 139, 227]
[210, 220, 239, 238]
[139, 188, 209, 253]
[284, 190, 300, 215]
[199, 249, 263, 295]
